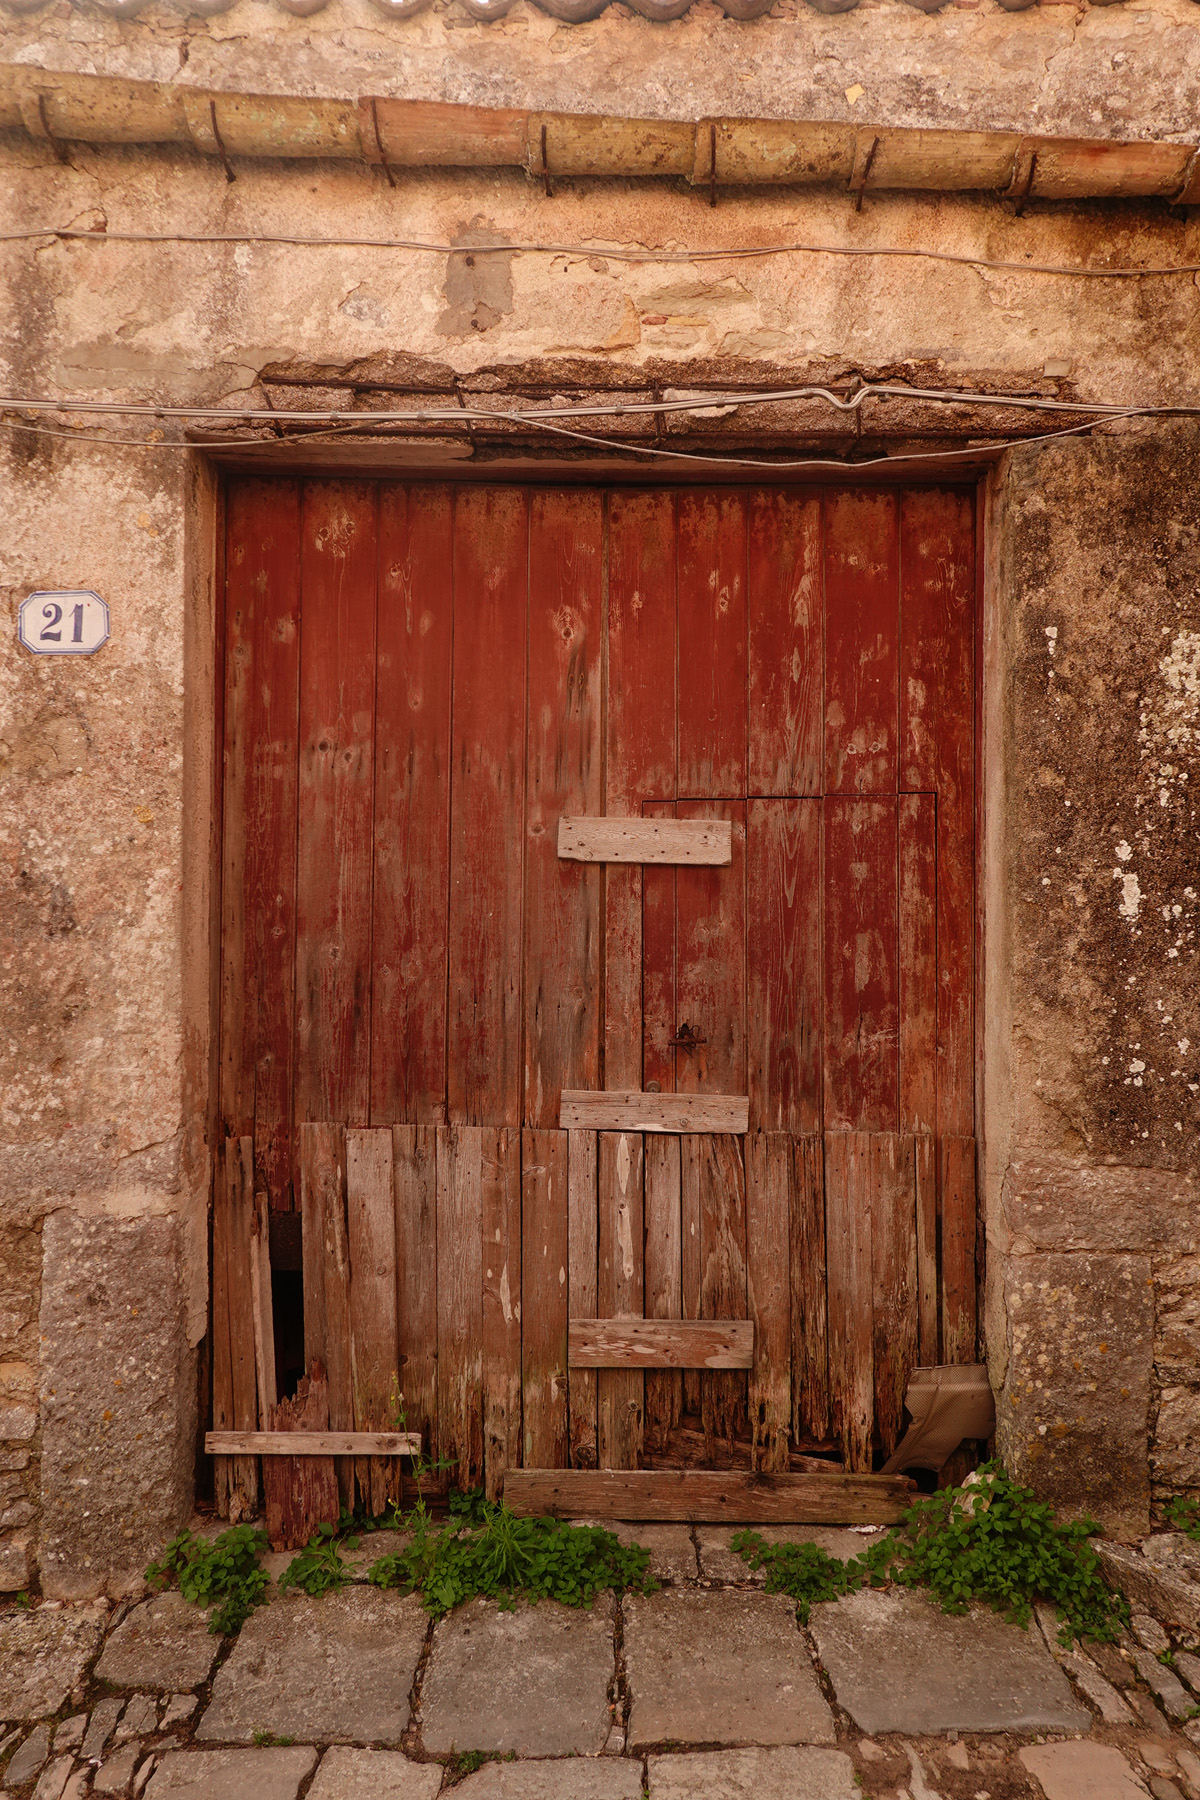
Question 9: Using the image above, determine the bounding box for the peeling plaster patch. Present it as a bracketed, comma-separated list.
[1115, 870, 1143, 919]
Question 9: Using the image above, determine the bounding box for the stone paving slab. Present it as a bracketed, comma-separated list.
[420, 1596, 616, 1757]
[695, 1527, 887, 1584]
[455, 1760, 645, 1800]
[145, 1747, 318, 1799]
[647, 1746, 859, 1800]
[624, 1588, 835, 1749]
[197, 1589, 427, 1746]
[1019, 1740, 1153, 1799]
[97, 1593, 221, 1691]
[307, 1747, 442, 1799]
[569, 1521, 697, 1584]
[0, 1607, 106, 1720]
[810, 1588, 1092, 1736]
[342, 1531, 412, 1580]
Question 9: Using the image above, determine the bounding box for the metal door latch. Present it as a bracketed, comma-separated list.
[667, 1021, 707, 1056]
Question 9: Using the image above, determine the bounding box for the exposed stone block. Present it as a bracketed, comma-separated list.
[0, 1529, 33, 1591]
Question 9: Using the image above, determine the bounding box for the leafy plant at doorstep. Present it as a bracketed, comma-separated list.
[1164, 1495, 1200, 1542]
[145, 1523, 269, 1635]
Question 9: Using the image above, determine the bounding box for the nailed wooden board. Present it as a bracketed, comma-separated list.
[346, 1127, 400, 1513]
[870, 1132, 918, 1462]
[823, 799, 899, 1134]
[567, 1129, 600, 1470]
[525, 491, 603, 1128]
[394, 1124, 438, 1466]
[747, 799, 821, 1135]
[207, 1431, 421, 1456]
[437, 1123, 485, 1489]
[504, 1468, 915, 1524]
[225, 1135, 260, 1515]
[643, 1134, 682, 1453]
[746, 1131, 790, 1472]
[558, 816, 732, 865]
[261, 1363, 340, 1550]
[522, 1127, 570, 1470]
[483, 1126, 522, 1500]
[824, 1130, 874, 1475]
[598, 1131, 644, 1470]
[569, 1319, 754, 1369]
[899, 792, 937, 1136]
[560, 1091, 750, 1134]
[790, 1133, 829, 1445]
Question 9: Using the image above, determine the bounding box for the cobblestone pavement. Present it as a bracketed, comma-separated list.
[4, 1522, 1200, 1799]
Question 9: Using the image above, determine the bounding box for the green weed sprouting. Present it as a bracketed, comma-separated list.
[1164, 1495, 1200, 1542]
[145, 1524, 269, 1635]
[279, 1520, 355, 1597]
[735, 1462, 1129, 1646]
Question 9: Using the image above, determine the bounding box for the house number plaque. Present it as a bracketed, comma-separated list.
[18, 590, 110, 656]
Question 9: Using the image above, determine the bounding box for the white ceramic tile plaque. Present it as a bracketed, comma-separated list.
[19, 590, 110, 656]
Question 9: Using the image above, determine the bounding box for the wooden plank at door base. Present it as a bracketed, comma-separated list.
[259, 1362, 341, 1550]
[207, 1431, 421, 1456]
[560, 1091, 749, 1134]
[558, 816, 732, 865]
[504, 1468, 916, 1525]
[570, 1319, 754, 1369]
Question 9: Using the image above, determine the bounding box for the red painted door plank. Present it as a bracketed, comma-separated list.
[522, 1126, 570, 1468]
[294, 480, 378, 1128]
[824, 490, 900, 795]
[824, 1129, 873, 1473]
[483, 1126, 522, 1499]
[677, 491, 747, 799]
[641, 800, 677, 1097]
[748, 491, 823, 797]
[598, 1130, 645, 1469]
[524, 490, 603, 1127]
[898, 792, 937, 1136]
[747, 798, 821, 1134]
[822, 798, 899, 1132]
[606, 491, 676, 1091]
[448, 488, 528, 1126]
[675, 800, 747, 1097]
[371, 485, 453, 1127]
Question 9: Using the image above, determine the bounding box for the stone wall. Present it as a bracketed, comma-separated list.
[0, 107, 1197, 1584]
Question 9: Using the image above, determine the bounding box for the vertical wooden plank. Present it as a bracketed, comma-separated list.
[372, 486, 454, 1127]
[294, 480, 378, 1129]
[823, 798, 899, 1133]
[437, 1124, 485, 1490]
[299, 1123, 334, 1370]
[522, 1127, 570, 1470]
[824, 489, 900, 795]
[823, 1130, 873, 1473]
[680, 1137, 703, 1419]
[598, 1132, 644, 1470]
[698, 1133, 749, 1456]
[225, 1135, 260, 1517]
[210, 1149, 234, 1517]
[347, 1128, 399, 1514]
[899, 793, 937, 1136]
[677, 490, 748, 798]
[641, 800, 677, 1097]
[790, 1133, 829, 1445]
[318, 1124, 356, 1509]
[746, 1132, 790, 1472]
[568, 1130, 599, 1470]
[393, 1124, 438, 1465]
[483, 1127, 522, 1500]
[250, 1188, 277, 1424]
[915, 1133, 939, 1366]
[606, 491, 677, 1090]
[942, 1135, 978, 1364]
[448, 488, 528, 1126]
[644, 1135, 682, 1454]
[900, 490, 976, 1142]
[748, 490, 823, 797]
[747, 798, 821, 1135]
[525, 490, 603, 1128]
[221, 480, 302, 1208]
[870, 1132, 917, 1462]
[676, 801, 747, 1097]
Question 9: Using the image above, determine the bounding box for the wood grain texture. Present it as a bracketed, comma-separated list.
[697, 1133, 749, 1454]
[675, 801, 746, 1101]
[900, 490, 975, 1142]
[748, 490, 823, 798]
[558, 817, 731, 864]
[437, 1123, 484, 1489]
[823, 489, 899, 794]
[521, 1127, 569, 1470]
[567, 1129, 599, 1469]
[298, 1123, 336, 1371]
[261, 1365, 342, 1549]
[747, 799, 821, 1134]
[371, 484, 453, 1126]
[570, 1319, 753, 1369]
[899, 792, 937, 1135]
[483, 1126, 522, 1500]
[346, 1127, 400, 1512]
[677, 490, 747, 797]
[644, 1135, 682, 1453]
[824, 1130, 874, 1474]
[210, 1144, 234, 1517]
[790, 1133, 829, 1445]
[448, 487, 527, 1125]
[294, 480, 378, 1129]
[941, 1134, 978, 1364]
[250, 1189, 276, 1425]
[746, 1131, 790, 1472]
[210, 1430, 420, 1456]
[823, 799, 899, 1133]
[221, 478, 302, 1208]
[314, 1123, 356, 1509]
[559, 1092, 749, 1134]
[605, 491, 677, 1090]
[224, 1135, 260, 1516]
[914, 1132, 939, 1366]
[504, 1467, 915, 1524]
[394, 1124, 438, 1463]
[641, 801, 677, 1098]
[681, 1137, 703, 1420]
[525, 491, 603, 1128]
[870, 1132, 918, 1462]
[598, 1132, 644, 1470]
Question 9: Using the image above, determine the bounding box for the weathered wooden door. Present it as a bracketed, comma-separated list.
[215, 479, 976, 1509]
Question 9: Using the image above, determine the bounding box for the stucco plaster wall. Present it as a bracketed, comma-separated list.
[1, 129, 1197, 1585]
